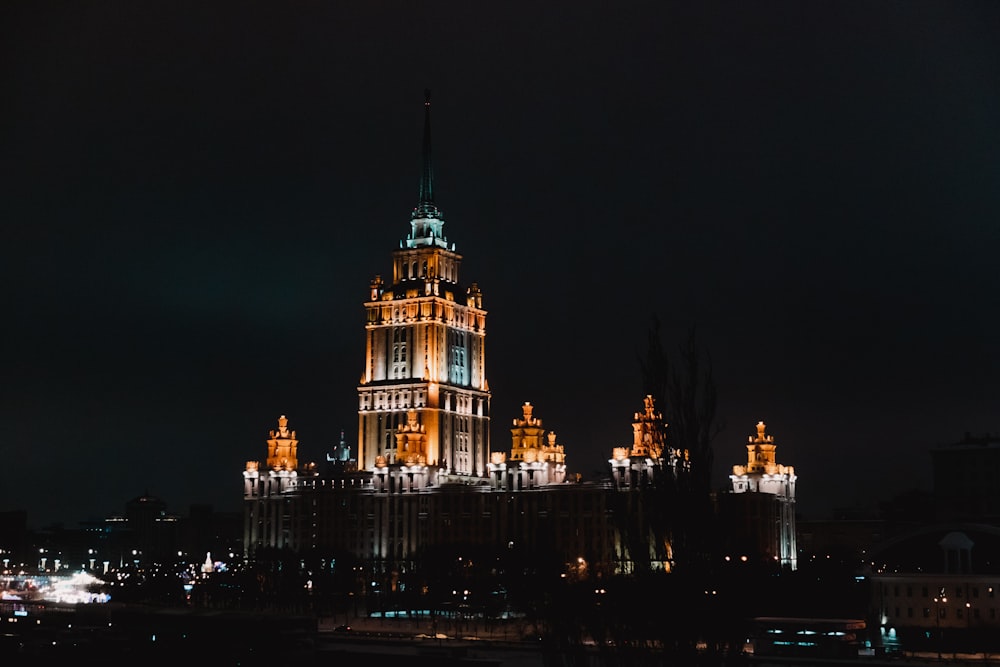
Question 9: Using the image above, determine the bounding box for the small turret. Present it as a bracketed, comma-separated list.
[266, 414, 299, 471]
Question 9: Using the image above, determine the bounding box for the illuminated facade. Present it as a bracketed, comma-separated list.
[725, 421, 797, 569]
[486, 401, 567, 489]
[241, 396, 682, 575]
[243, 409, 627, 577]
[357, 92, 489, 480]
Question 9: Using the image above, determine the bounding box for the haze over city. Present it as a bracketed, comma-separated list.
[3, 1, 999, 528]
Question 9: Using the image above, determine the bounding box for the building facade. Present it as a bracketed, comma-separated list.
[357, 92, 489, 479]
[245, 411, 630, 576]
[724, 421, 798, 569]
[870, 524, 1000, 654]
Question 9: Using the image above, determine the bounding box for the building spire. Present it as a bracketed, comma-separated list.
[407, 89, 448, 248]
[417, 89, 435, 211]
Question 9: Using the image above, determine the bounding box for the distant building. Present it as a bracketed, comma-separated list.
[796, 488, 934, 567]
[867, 430, 1000, 654]
[0, 511, 29, 565]
[721, 421, 797, 569]
[120, 490, 179, 562]
[0, 497, 241, 577]
[797, 516, 887, 562]
[91, 494, 240, 570]
[931, 432, 1000, 523]
[870, 524, 1000, 654]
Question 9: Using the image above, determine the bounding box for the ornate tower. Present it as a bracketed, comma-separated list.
[630, 394, 667, 460]
[509, 401, 547, 463]
[609, 395, 688, 489]
[729, 421, 797, 569]
[244, 415, 313, 551]
[494, 401, 567, 488]
[730, 421, 796, 497]
[357, 91, 490, 478]
[265, 414, 298, 471]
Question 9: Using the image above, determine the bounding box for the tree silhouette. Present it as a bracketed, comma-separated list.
[638, 315, 724, 573]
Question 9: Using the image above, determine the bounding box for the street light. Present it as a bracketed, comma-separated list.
[965, 601, 972, 656]
[933, 588, 947, 659]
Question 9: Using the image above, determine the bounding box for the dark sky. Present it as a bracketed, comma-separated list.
[3, 1, 999, 529]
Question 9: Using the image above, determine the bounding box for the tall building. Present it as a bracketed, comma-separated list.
[241, 96, 687, 577]
[723, 421, 798, 569]
[357, 91, 490, 479]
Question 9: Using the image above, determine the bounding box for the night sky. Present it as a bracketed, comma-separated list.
[3, 2, 999, 529]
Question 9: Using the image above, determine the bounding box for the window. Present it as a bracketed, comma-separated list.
[392, 327, 408, 378]
[449, 331, 467, 384]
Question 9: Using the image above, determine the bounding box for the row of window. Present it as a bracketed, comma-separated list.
[883, 584, 996, 599]
[399, 257, 458, 283]
[362, 391, 429, 411]
[885, 605, 997, 621]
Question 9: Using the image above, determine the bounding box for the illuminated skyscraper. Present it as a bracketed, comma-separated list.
[357, 91, 490, 478]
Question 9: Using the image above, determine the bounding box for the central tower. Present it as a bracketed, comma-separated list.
[357, 92, 490, 478]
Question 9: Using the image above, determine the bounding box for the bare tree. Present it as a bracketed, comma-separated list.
[638, 315, 724, 571]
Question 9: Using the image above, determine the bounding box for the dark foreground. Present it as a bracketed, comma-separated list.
[3, 603, 993, 667]
[0, 602, 747, 667]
